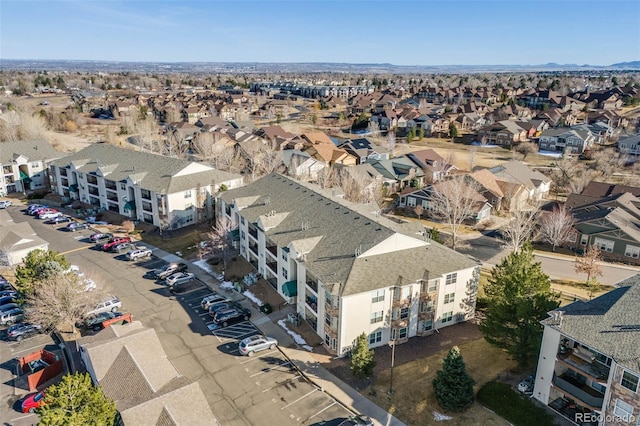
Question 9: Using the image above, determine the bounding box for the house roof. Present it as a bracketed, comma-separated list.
[542, 274, 640, 373]
[573, 207, 640, 243]
[50, 144, 241, 194]
[469, 169, 505, 198]
[489, 160, 550, 190]
[219, 173, 477, 290]
[0, 210, 48, 254]
[580, 181, 640, 198]
[0, 139, 63, 164]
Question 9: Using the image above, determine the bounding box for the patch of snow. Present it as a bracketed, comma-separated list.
[471, 142, 500, 148]
[219, 281, 234, 290]
[433, 412, 452, 421]
[538, 150, 563, 158]
[243, 290, 264, 307]
[277, 319, 313, 351]
[193, 259, 224, 280]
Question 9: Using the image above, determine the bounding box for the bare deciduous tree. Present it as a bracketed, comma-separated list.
[316, 166, 338, 189]
[203, 216, 237, 278]
[242, 140, 282, 182]
[25, 273, 103, 334]
[468, 147, 477, 171]
[537, 204, 575, 251]
[500, 207, 539, 253]
[515, 141, 538, 161]
[574, 244, 604, 285]
[429, 177, 484, 250]
[214, 146, 245, 174]
[191, 132, 218, 161]
[414, 204, 424, 222]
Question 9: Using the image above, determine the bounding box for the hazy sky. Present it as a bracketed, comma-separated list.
[1, 0, 638, 65]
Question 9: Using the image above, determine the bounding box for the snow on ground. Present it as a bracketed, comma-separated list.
[538, 150, 563, 158]
[433, 412, 452, 421]
[277, 319, 313, 351]
[220, 281, 234, 290]
[243, 290, 264, 307]
[471, 142, 500, 148]
[193, 259, 224, 281]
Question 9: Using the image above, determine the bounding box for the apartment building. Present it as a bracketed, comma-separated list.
[0, 139, 62, 196]
[533, 274, 640, 425]
[49, 144, 243, 229]
[217, 173, 480, 356]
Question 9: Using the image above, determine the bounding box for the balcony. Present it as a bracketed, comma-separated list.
[141, 189, 151, 200]
[248, 227, 258, 240]
[142, 201, 153, 212]
[557, 352, 610, 382]
[306, 279, 318, 294]
[88, 187, 100, 196]
[248, 242, 258, 255]
[106, 191, 118, 202]
[86, 175, 98, 185]
[552, 374, 604, 410]
[2, 166, 13, 175]
[266, 245, 277, 257]
[104, 180, 117, 190]
[265, 260, 277, 274]
[59, 168, 68, 177]
[305, 296, 318, 313]
[549, 394, 598, 426]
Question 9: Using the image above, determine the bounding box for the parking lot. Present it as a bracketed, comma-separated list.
[1, 204, 354, 425]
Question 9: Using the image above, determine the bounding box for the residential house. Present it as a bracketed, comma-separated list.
[0, 139, 63, 196]
[78, 321, 217, 425]
[255, 126, 296, 149]
[532, 274, 640, 425]
[538, 127, 597, 154]
[617, 134, 640, 156]
[579, 181, 640, 199]
[476, 120, 527, 147]
[489, 160, 551, 202]
[300, 132, 356, 166]
[0, 210, 48, 266]
[338, 138, 389, 164]
[217, 173, 481, 356]
[405, 149, 454, 183]
[367, 157, 425, 191]
[466, 169, 505, 211]
[279, 150, 325, 181]
[49, 144, 243, 230]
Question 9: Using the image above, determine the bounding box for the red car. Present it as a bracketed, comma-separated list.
[102, 236, 132, 251]
[21, 390, 46, 413]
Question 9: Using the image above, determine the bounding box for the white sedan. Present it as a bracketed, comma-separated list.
[165, 272, 196, 287]
[126, 248, 153, 261]
[0, 200, 12, 209]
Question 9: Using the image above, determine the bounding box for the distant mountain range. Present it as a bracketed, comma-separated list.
[0, 59, 638, 73]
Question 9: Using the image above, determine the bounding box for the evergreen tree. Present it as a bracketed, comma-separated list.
[38, 373, 117, 426]
[350, 332, 376, 378]
[15, 249, 70, 296]
[432, 346, 475, 412]
[480, 242, 559, 367]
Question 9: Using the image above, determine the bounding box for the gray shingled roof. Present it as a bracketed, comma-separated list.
[220, 173, 478, 292]
[542, 274, 640, 372]
[0, 139, 63, 163]
[51, 144, 241, 194]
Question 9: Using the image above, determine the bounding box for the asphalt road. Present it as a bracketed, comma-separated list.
[3, 205, 352, 426]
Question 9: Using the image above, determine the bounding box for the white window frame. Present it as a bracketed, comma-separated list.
[369, 331, 382, 345]
[399, 327, 407, 339]
[370, 311, 383, 324]
[625, 244, 640, 259]
[281, 267, 288, 280]
[593, 237, 614, 252]
[613, 399, 634, 421]
[621, 369, 639, 393]
[444, 293, 455, 304]
[445, 273, 457, 285]
[400, 307, 409, 320]
[580, 234, 588, 245]
[424, 320, 433, 331]
[371, 289, 385, 303]
[442, 311, 453, 323]
[407, 197, 416, 207]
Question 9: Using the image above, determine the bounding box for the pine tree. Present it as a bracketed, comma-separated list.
[480, 242, 559, 367]
[432, 346, 475, 412]
[350, 332, 376, 378]
[38, 373, 117, 426]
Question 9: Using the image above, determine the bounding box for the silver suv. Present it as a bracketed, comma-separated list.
[0, 308, 24, 325]
[84, 296, 121, 316]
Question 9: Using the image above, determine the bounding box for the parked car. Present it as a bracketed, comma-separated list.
[201, 293, 228, 311]
[0, 290, 18, 298]
[0, 200, 12, 209]
[83, 311, 122, 330]
[212, 306, 251, 327]
[38, 210, 61, 220]
[0, 295, 17, 306]
[165, 272, 195, 287]
[338, 416, 374, 426]
[207, 301, 243, 317]
[239, 335, 278, 356]
[0, 303, 21, 313]
[108, 242, 136, 253]
[154, 262, 188, 280]
[6, 322, 42, 341]
[21, 390, 46, 413]
[0, 308, 24, 325]
[26, 204, 45, 214]
[90, 232, 113, 242]
[102, 236, 131, 251]
[45, 215, 71, 225]
[126, 247, 152, 261]
[30, 207, 50, 216]
[66, 222, 90, 232]
[84, 296, 121, 316]
[518, 375, 535, 395]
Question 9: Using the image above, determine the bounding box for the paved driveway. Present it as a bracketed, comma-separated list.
[4, 205, 353, 425]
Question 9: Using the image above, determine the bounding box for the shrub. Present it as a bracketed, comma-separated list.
[260, 303, 273, 314]
[121, 220, 135, 233]
[477, 381, 554, 426]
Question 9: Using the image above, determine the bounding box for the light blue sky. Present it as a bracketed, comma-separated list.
[1, 1, 638, 65]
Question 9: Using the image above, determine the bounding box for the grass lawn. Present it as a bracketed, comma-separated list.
[141, 229, 205, 259]
[365, 338, 517, 426]
[477, 381, 555, 426]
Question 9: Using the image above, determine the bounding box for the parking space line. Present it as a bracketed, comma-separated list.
[239, 349, 279, 364]
[261, 376, 300, 393]
[59, 246, 91, 255]
[280, 389, 317, 409]
[197, 311, 210, 317]
[9, 341, 52, 355]
[306, 401, 337, 420]
[249, 361, 291, 377]
[182, 294, 209, 303]
[8, 413, 37, 423]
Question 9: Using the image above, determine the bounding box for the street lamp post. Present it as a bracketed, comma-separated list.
[388, 338, 397, 396]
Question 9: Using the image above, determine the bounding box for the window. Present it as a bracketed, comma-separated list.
[240, 231, 246, 240]
[325, 334, 330, 346]
[325, 292, 332, 306]
[444, 293, 455, 304]
[625, 245, 640, 259]
[407, 197, 416, 207]
[241, 216, 245, 225]
[594, 237, 614, 252]
[184, 190, 192, 198]
[429, 280, 438, 292]
[282, 252, 288, 262]
[613, 399, 634, 421]
[370, 311, 383, 324]
[420, 281, 427, 293]
[399, 327, 407, 339]
[281, 267, 288, 280]
[621, 370, 639, 393]
[400, 307, 409, 320]
[421, 200, 429, 209]
[442, 311, 453, 323]
[427, 300, 434, 312]
[580, 234, 588, 245]
[445, 273, 457, 285]
[371, 289, 385, 303]
[391, 328, 396, 341]
[369, 331, 382, 344]
[325, 313, 331, 326]
[424, 320, 433, 331]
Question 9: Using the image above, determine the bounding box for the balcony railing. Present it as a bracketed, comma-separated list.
[104, 180, 117, 190]
[142, 202, 153, 212]
[552, 374, 604, 409]
[557, 352, 610, 382]
[59, 168, 68, 177]
[248, 242, 258, 255]
[305, 296, 318, 313]
[248, 227, 258, 240]
[266, 261, 277, 274]
[266, 245, 277, 257]
[88, 187, 100, 196]
[306, 280, 318, 294]
[141, 189, 151, 200]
